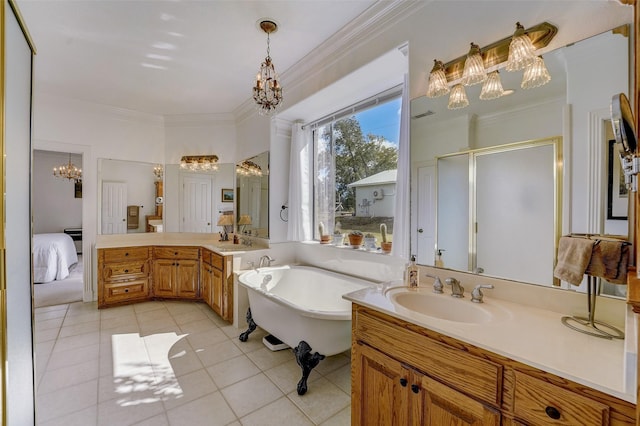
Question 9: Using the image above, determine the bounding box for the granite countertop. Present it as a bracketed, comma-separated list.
[95, 232, 266, 254]
[343, 282, 634, 403]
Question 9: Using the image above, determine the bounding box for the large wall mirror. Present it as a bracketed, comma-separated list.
[98, 159, 235, 234]
[410, 25, 631, 295]
[236, 151, 269, 239]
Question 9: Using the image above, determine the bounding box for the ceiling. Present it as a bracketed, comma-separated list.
[18, 0, 378, 116]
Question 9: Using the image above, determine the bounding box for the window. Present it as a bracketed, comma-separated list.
[313, 91, 401, 245]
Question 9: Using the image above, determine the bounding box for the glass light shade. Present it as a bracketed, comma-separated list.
[479, 71, 505, 100]
[461, 43, 486, 86]
[426, 59, 450, 98]
[521, 56, 551, 89]
[505, 22, 536, 72]
[447, 84, 469, 110]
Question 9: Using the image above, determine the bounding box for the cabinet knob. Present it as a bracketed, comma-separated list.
[125, 252, 129, 256]
[399, 378, 407, 387]
[124, 269, 129, 273]
[545, 406, 561, 420]
[411, 384, 419, 394]
[124, 288, 129, 293]
[174, 252, 178, 255]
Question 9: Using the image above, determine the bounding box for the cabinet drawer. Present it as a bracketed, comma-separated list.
[210, 253, 223, 270]
[103, 247, 150, 263]
[513, 371, 609, 426]
[355, 310, 502, 406]
[154, 247, 200, 260]
[201, 249, 213, 266]
[104, 279, 149, 303]
[103, 260, 148, 281]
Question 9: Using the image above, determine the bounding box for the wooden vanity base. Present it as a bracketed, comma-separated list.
[351, 304, 635, 425]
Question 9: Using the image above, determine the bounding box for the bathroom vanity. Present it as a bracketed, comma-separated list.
[96, 233, 240, 322]
[345, 284, 635, 425]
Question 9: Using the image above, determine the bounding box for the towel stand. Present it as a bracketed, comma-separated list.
[561, 275, 624, 340]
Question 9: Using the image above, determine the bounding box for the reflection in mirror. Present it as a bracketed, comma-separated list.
[163, 163, 235, 233]
[411, 25, 630, 294]
[236, 152, 269, 239]
[98, 159, 160, 234]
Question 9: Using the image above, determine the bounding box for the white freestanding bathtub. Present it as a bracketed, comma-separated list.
[237, 265, 375, 356]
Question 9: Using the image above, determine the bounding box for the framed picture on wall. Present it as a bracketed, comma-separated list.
[221, 188, 234, 202]
[607, 139, 628, 220]
[74, 181, 82, 199]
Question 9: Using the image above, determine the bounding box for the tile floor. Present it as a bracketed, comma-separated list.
[34, 300, 352, 426]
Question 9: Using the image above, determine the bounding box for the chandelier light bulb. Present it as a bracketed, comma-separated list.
[461, 43, 486, 86]
[505, 22, 536, 72]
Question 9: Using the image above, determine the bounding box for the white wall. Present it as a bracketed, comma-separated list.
[164, 114, 237, 164]
[33, 150, 83, 233]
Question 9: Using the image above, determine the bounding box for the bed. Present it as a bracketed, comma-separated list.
[33, 233, 79, 283]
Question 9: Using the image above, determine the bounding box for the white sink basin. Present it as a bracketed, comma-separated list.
[385, 287, 509, 324]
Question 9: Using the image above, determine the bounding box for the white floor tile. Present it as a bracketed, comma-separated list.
[263, 359, 321, 395]
[161, 368, 218, 410]
[38, 359, 99, 394]
[246, 347, 294, 371]
[195, 340, 243, 367]
[220, 373, 283, 418]
[239, 397, 313, 426]
[206, 355, 260, 389]
[166, 392, 236, 426]
[36, 379, 98, 423]
[287, 377, 351, 425]
[38, 405, 97, 426]
[319, 405, 351, 426]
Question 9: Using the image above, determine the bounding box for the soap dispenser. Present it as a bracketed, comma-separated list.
[435, 249, 445, 268]
[405, 255, 419, 288]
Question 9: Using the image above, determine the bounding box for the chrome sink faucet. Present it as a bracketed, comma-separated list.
[471, 284, 494, 303]
[425, 274, 443, 294]
[445, 277, 464, 298]
[259, 255, 275, 268]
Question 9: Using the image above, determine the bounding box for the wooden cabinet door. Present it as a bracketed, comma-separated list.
[201, 263, 212, 306]
[412, 373, 500, 426]
[352, 342, 409, 425]
[212, 267, 223, 316]
[176, 260, 199, 298]
[153, 259, 175, 297]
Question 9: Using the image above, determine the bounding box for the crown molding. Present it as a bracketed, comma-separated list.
[233, 0, 428, 121]
[164, 113, 236, 127]
[38, 92, 164, 124]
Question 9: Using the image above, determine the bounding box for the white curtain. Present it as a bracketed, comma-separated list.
[392, 74, 410, 259]
[287, 123, 313, 241]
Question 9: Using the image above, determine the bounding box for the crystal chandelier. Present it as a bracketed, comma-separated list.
[252, 20, 283, 116]
[180, 155, 219, 172]
[236, 160, 263, 176]
[53, 154, 82, 182]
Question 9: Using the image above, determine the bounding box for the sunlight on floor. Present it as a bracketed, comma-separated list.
[112, 332, 187, 406]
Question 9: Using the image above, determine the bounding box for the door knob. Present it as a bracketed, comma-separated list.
[418, 228, 424, 233]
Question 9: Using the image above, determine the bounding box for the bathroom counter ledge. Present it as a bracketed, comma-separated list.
[343, 283, 634, 403]
[95, 232, 265, 253]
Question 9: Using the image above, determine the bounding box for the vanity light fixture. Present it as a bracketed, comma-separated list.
[53, 154, 82, 182]
[460, 43, 486, 86]
[426, 60, 450, 98]
[505, 22, 537, 72]
[479, 71, 505, 100]
[236, 160, 263, 176]
[521, 55, 551, 89]
[180, 155, 219, 172]
[424, 21, 556, 110]
[253, 19, 283, 116]
[153, 164, 163, 181]
[447, 84, 469, 110]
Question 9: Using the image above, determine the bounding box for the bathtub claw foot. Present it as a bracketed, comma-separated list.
[294, 341, 325, 395]
[239, 308, 257, 342]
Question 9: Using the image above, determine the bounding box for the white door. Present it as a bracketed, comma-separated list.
[181, 174, 213, 233]
[416, 166, 436, 265]
[101, 182, 127, 234]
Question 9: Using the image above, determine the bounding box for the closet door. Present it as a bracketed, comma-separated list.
[475, 144, 555, 286]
